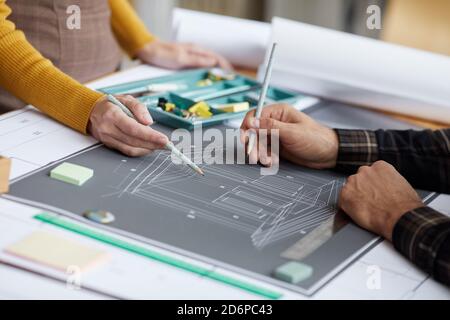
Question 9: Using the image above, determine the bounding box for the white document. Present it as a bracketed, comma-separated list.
[267, 17, 450, 124]
[0, 198, 289, 300]
[86, 65, 173, 90]
[0, 264, 108, 300]
[172, 8, 271, 69]
[429, 194, 450, 216]
[0, 108, 97, 168]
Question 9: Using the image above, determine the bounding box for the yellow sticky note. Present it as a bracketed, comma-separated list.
[5, 231, 108, 271]
[215, 102, 250, 113]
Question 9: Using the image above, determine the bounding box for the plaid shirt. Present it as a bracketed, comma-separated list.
[335, 129, 450, 286]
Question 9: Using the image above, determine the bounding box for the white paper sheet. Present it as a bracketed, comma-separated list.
[172, 8, 271, 69]
[267, 17, 450, 124]
[0, 265, 108, 300]
[86, 65, 173, 90]
[0, 198, 288, 300]
[429, 194, 450, 216]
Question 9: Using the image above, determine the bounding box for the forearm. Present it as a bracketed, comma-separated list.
[0, 1, 103, 133]
[393, 206, 450, 286]
[335, 129, 450, 193]
[334, 129, 450, 286]
[109, 0, 156, 58]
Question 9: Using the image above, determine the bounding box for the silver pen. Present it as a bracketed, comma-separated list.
[247, 43, 277, 155]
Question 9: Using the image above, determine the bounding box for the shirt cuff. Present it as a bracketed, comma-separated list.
[335, 129, 379, 172]
[393, 206, 450, 275]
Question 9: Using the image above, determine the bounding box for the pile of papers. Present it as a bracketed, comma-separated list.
[172, 9, 450, 124]
[267, 17, 450, 124]
[172, 8, 270, 69]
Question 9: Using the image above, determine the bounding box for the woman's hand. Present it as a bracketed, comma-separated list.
[136, 40, 232, 70]
[88, 95, 169, 157]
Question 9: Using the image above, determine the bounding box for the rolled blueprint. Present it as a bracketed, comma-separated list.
[266, 17, 450, 124]
[172, 9, 271, 69]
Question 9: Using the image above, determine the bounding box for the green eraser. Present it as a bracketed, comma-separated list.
[50, 162, 94, 186]
[274, 262, 313, 284]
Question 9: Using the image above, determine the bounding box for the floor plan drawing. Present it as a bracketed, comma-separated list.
[101, 146, 345, 250]
[8, 125, 387, 295]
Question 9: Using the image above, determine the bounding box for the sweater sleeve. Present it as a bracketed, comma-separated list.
[109, 0, 156, 58]
[0, 0, 104, 134]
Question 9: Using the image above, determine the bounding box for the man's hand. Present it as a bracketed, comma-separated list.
[88, 95, 169, 157]
[339, 161, 425, 241]
[240, 104, 339, 169]
[136, 40, 232, 70]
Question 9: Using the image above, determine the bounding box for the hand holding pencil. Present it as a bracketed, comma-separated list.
[241, 104, 339, 169]
[241, 43, 341, 168]
[105, 94, 204, 176]
[88, 95, 169, 157]
[246, 43, 278, 156]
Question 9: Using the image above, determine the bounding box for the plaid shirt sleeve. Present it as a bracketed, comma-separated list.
[334, 128, 450, 286]
[335, 129, 450, 194]
[393, 207, 450, 286]
[334, 129, 379, 171]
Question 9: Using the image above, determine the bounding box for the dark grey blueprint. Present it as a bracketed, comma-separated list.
[8, 102, 433, 295]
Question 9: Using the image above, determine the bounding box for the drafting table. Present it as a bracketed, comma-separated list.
[0, 65, 449, 299]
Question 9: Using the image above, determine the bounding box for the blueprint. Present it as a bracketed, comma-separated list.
[7, 103, 435, 296]
[7, 123, 385, 296]
[104, 145, 345, 250]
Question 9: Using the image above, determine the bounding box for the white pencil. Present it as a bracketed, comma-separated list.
[247, 43, 277, 156]
[107, 94, 204, 176]
[165, 142, 204, 176]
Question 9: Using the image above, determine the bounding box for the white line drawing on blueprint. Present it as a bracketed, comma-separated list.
[102, 146, 345, 249]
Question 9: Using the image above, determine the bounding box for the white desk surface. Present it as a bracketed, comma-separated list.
[0, 65, 449, 300]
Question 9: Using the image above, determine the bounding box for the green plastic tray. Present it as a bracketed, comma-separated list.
[99, 68, 304, 130]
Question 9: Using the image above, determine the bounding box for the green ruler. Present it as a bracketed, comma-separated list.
[34, 212, 282, 300]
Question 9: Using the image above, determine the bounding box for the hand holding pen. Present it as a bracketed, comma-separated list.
[105, 94, 204, 176]
[88, 95, 169, 157]
[246, 43, 277, 156]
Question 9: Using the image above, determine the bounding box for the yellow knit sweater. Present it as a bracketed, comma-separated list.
[0, 0, 155, 133]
